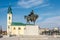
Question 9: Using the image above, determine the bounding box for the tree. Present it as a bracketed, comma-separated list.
[0, 26, 2, 35]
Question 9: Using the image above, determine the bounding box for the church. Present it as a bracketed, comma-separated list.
[7, 6, 39, 36]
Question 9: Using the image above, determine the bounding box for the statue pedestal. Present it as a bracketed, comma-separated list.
[24, 25, 39, 35]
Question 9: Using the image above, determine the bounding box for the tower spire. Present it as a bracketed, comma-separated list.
[8, 5, 12, 14]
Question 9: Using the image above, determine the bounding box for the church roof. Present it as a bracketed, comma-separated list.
[8, 6, 12, 14]
[11, 22, 34, 26]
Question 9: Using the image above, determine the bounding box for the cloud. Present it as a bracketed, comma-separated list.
[41, 13, 52, 16]
[41, 16, 60, 23]
[34, 4, 50, 9]
[18, 0, 49, 8]
[40, 12, 59, 17]
[39, 16, 60, 28]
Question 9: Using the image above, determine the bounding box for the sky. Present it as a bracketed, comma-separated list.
[0, 0, 60, 30]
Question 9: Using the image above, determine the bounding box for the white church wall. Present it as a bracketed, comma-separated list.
[7, 14, 12, 26]
[10, 26, 25, 35]
[7, 13, 12, 35]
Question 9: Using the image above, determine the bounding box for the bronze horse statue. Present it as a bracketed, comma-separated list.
[24, 10, 38, 24]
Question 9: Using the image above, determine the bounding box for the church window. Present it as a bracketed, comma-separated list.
[8, 26, 10, 29]
[13, 27, 16, 30]
[18, 27, 21, 30]
[24, 28, 26, 30]
[9, 16, 10, 20]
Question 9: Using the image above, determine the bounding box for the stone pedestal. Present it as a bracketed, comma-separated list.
[24, 25, 39, 35]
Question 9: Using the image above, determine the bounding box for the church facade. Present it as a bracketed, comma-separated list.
[7, 6, 39, 36]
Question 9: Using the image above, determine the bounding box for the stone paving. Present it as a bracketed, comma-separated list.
[0, 35, 60, 40]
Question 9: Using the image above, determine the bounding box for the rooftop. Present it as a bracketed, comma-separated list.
[11, 22, 34, 26]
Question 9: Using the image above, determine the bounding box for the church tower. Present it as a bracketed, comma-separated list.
[7, 6, 12, 35]
[7, 6, 12, 25]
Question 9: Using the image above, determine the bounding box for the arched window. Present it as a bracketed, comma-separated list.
[18, 27, 21, 30]
[24, 28, 26, 30]
[13, 27, 16, 30]
[9, 16, 10, 20]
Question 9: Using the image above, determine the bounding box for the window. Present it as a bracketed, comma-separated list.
[24, 28, 26, 30]
[8, 26, 10, 29]
[9, 16, 10, 20]
[13, 27, 16, 30]
[18, 27, 21, 30]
